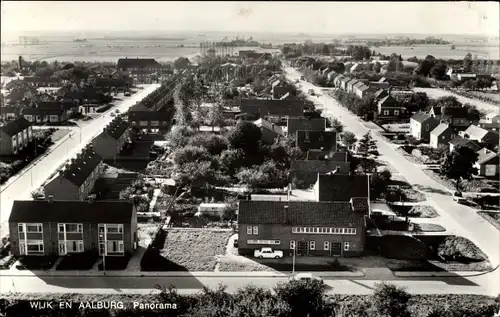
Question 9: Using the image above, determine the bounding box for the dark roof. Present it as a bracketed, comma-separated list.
[316, 174, 369, 202]
[477, 148, 499, 165]
[411, 112, 433, 123]
[378, 95, 400, 107]
[117, 58, 160, 69]
[0, 117, 31, 136]
[60, 147, 103, 186]
[238, 201, 362, 225]
[291, 160, 350, 174]
[287, 117, 326, 135]
[296, 130, 337, 151]
[128, 109, 171, 121]
[9, 200, 134, 224]
[22, 107, 64, 116]
[374, 89, 389, 99]
[103, 117, 129, 139]
[0, 107, 21, 115]
[449, 137, 482, 151]
[240, 99, 304, 117]
[430, 106, 442, 116]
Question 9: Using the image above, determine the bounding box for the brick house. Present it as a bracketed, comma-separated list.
[429, 106, 480, 131]
[296, 130, 336, 152]
[478, 111, 500, 132]
[0, 117, 33, 155]
[355, 84, 371, 99]
[306, 150, 349, 162]
[44, 146, 103, 201]
[239, 99, 304, 124]
[253, 118, 285, 144]
[286, 117, 326, 135]
[0, 107, 21, 121]
[410, 112, 440, 141]
[475, 148, 499, 177]
[128, 103, 172, 133]
[22, 107, 67, 124]
[8, 200, 137, 257]
[313, 173, 370, 204]
[117, 58, 161, 73]
[377, 95, 406, 118]
[271, 81, 296, 100]
[373, 89, 389, 101]
[238, 200, 367, 257]
[448, 137, 482, 153]
[92, 117, 130, 159]
[458, 125, 499, 148]
[429, 123, 455, 148]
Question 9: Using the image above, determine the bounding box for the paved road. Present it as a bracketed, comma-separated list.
[0, 273, 496, 296]
[0, 84, 160, 238]
[413, 87, 498, 113]
[285, 67, 500, 295]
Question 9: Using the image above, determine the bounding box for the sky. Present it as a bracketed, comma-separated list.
[1, 1, 499, 37]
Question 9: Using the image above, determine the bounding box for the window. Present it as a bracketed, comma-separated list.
[344, 242, 350, 251]
[309, 241, 315, 250]
[26, 223, 43, 233]
[394, 110, 400, 116]
[26, 240, 44, 252]
[119, 241, 124, 252]
[383, 110, 389, 116]
[248, 240, 280, 245]
[324, 241, 330, 250]
[425, 124, 429, 131]
[106, 224, 123, 234]
[247, 226, 252, 235]
[18, 224, 24, 233]
[151, 121, 159, 127]
[290, 240, 296, 250]
[253, 226, 258, 235]
[304, 131, 310, 142]
[292, 227, 297, 233]
[58, 223, 83, 233]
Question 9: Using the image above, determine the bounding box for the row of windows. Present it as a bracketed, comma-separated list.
[292, 227, 357, 235]
[19, 240, 44, 255]
[289, 240, 350, 251]
[247, 240, 280, 245]
[59, 240, 84, 253]
[18, 223, 123, 234]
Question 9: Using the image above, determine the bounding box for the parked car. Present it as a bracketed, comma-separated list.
[124, 92, 131, 97]
[300, 76, 305, 80]
[110, 112, 116, 117]
[254, 247, 283, 259]
[115, 109, 120, 113]
[233, 239, 238, 248]
[308, 89, 315, 95]
[289, 273, 323, 283]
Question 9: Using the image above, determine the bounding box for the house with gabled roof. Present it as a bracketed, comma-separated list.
[347, 79, 360, 94]
[475, 148, 499, 177]
[429, 106, 480, 131]
[253, 118, 285, 144]
[458, 124, 499, 148]
[272, 81, 296, 100]
[340, 77, 352, 91]
[0, 106, 21, 121]
[334, 75, 346, 88]
[377, 95, 406, 118]
[478, 111, 500, 132]
[0, 117, 33, 155]
[410, 112, 440, 141]
[448, 137, 482, 153]
[430, 123, 455, 148]
[116, 58, 160, 72]
[306, 150, 349, 162]
[239, 99, 305, 124]
[286, 117, 326, 135]
[44, 145, 103, 201]
[92, 117, 131, 160]
[373, 89, 389, 101]
[9, 200, 137, 257]
[296, 130, 337, 152]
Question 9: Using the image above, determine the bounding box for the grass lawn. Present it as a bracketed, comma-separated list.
[217, 261, 278, 272]
[159, 229, 233, 271]
[412, 223, 446, 232]
[17, 255, 58, 270]
[392, 205, 439, 218]
[400, 188, 426, 202]
[55, 252, 98, 270]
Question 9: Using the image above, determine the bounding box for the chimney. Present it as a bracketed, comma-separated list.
[47, 195, 54, 202]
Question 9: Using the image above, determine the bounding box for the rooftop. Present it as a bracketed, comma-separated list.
[60, 146, 103, 187]
[0, 116, 31, 136]
[316, 173, 369, 202]
[9, 200, 134, 223]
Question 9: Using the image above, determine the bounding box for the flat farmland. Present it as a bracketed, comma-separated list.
[372, 44, 499, 60]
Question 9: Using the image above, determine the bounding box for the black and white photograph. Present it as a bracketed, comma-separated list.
[0, 1, 499, 316]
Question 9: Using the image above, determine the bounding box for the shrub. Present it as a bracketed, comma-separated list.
[437, 236, 487, 262]
[373, 282, 411, 317]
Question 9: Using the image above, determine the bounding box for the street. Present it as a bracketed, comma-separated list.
[0, 84, 160, 239]
[285, 67, 500, 295]
[0, 273, 496, 296]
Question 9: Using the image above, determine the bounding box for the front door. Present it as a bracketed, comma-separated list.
[297, 241, 308, 256]
[58, 241, 67, 256]
[331, 242, 342, 256]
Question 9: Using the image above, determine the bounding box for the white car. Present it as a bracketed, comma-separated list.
[289, 273, 323, 283]
[254, 247, 283, 259]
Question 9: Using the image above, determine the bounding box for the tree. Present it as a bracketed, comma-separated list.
[373, 283, 411, 317]
[415, 55, 436, 76]
[370, 169, 392, 199]
[188, 134, 228, 156]
[274, 279, 325, 317]
[220, 148, 245, 175]
[373, 61, 382, 73]
[228, 121, 262, 156]
[172, 145, 213, 166]
[173, 161, 216, 189]
[435, 96, 462, 109]
[166, 125, 195, 148]
[329, 117, 343, 132]
[430, 62, 447, 80]
[463, 52, 473, 72]
[173, 56, 191, 69]
[357, 131, 377, 159]
[440, 147, 479, 191]
[342, 131, 357, 150]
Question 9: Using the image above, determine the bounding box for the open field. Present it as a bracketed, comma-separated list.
[160, 229, 232, 271]
[413, 87, 499, 112]
[372, 44, 499, 60]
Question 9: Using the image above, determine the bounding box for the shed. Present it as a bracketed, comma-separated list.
[196, 203, 231, 217]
